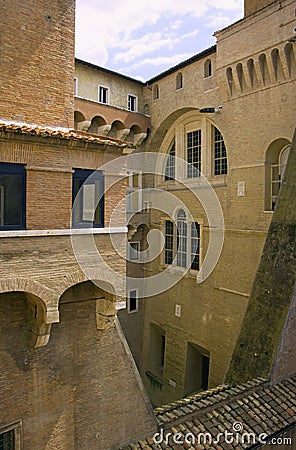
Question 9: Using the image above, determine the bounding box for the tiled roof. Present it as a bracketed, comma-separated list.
[0, 120, 133, 149]
[119, 374, 296, 449]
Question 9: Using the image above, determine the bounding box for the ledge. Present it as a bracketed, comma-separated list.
[0, 227, 128, 238]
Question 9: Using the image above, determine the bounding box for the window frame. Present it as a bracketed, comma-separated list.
[127, 94, 138, 112]
[164, 141, 176, 181]
[127, 288, 139, 313]
[72, 168, 104, 228]
[0, 162, 26, 231]
[187, 129, 201, 178]
[129, 241, 140, 261]
[163, 212, 202, 273]
[213, 126, 228, 176]
[98, 85, 110, 104]
[0, 420, 22, 450]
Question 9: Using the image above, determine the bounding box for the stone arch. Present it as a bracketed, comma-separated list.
[88, 115, 110, 135]
[108, 120, 126, 139]
[59, 280, 117, 331]
[0, 288, 55, 348]
[148, 107, 197, 152]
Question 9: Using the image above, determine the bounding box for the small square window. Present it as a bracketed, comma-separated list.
[128, 289, 138, 313]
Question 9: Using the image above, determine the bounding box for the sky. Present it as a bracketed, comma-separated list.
[75, 0, 244, 81]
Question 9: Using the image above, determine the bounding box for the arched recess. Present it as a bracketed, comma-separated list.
[0, 289, 53, 349]
[88, 115, 109, 135]
[265, 138, 291, 211]
[59, 280, 116, 331]
[74, 111, 86, 130]
[284, 42, 296, 77]
[108, 120, 126, 139]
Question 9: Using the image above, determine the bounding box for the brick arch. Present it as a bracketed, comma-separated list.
[57, 269, 120, 303]
[148, 107, 197, 152]
[0, 277, 58, 318]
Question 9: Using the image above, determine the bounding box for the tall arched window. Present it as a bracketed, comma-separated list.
[204, 59, 212, 78]
[265, 140, 290, 211]
[213, 126, 227, 175]
[176, 209, 187, 268]
[153, 84, 159, 100]
[165, 141, 175, 181]
[176, 72, 183, 90]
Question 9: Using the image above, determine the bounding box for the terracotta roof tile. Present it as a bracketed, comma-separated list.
[118, 374, 296, 450]
[0, 120, 134, 149]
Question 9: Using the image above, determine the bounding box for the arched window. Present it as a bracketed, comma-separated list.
[176, 72, 183, 90]
[213, 126, 227, 175]
[204, 59, 212, 78]
[176, 209, 187, 268]
[165, 141, 175, 181]
[265, 140, 290, 211]
[153, 84, 159, 100]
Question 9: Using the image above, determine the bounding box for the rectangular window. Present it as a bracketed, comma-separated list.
[0, 429, 14, 450]
[98, 86, 109, 104]
[128, 289, 138, 313]
[191, 222, 200, 271]
[0, 421, 21, 450]
[213, 127, 227, 175]
[129, 241, 140, 260]
[74, 77, 78, 96]
[0, 163, 26, 230]
[165, 220, 174, 264]
[165, 142, 175, 181]
[126, 171, 142, 213]
[127, 94, 137, 112]
[187, 130, 201, 178]
[72, 169, 104, 228]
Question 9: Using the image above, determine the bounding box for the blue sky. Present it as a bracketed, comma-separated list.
[75, 0, 244, 81]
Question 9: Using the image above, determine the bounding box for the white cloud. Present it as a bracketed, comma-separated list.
[75, 0, 244, 76]
[119, 52, 194, 73]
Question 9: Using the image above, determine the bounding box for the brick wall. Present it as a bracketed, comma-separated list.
[0, 0, 75, 127]
[0, 291, 156, 450]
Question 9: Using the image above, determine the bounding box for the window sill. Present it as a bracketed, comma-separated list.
[0, 227, 128, 238]
[160, 264, 199, 278]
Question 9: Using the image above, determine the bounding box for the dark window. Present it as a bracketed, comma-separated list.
[191, 222, 200, 271]
[176, 72, 183, 90]
[98, 86, 109, 104]
[0, 163, 26, 230]
[204, 59, 212, 78]
[128, 289, 138, 312]
[129, 241, 140, 260]
[165, 141, 175, 181]
[187, 130, 201, 178]
[153, 85, 159, 100]
[0, 429, 15, 450]
[128, 95, 137, 112]
[213, 127, 227, 175]
[202, 355, 210, 390]
[176, 209, 187, 268]
[165, 220, 174, 264]
[72, 169, 104, 228]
